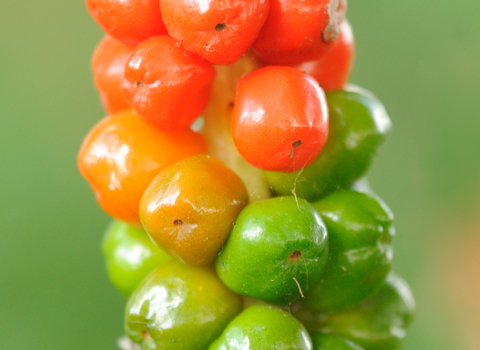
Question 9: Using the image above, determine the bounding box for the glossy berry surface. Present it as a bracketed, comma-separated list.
[252, 0, 345, 65]
[86, 0, 168, 46]
[87, 0, 167, 46]
[208, 305, 313, 350]
[297, 20, 355, 91]
[216, 196, 329, 305]
[91, 35, 132, 114]
[316, 274, 416, 350]
[303, 190, 394, 312]
[312, 334, 364, 350]
[78, 110, 207, 225]
[231, 66, 329, 172]
[263, 85, 391, 200]
[77, 1, 418, 346]
[125, 261, 242, 350]
[122, 36, 216, 131]
[102, 220, 171, 297]
[140, 154, 249, 266]
[160, 0, 269, 65]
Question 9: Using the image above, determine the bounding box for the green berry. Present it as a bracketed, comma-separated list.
[263, 85, 391, 201]
[216, 197, 329, 305]
[312, 334, 364, 350]
[301, 274, 416, 350]
[124, 261, 242, 350]
[102, 220, 172, 297]
[208, 305, 313, 350]
[302, 190, 394, 312]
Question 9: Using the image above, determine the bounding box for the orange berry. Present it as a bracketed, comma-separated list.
[140, 155, 249, 266]
[78, 110, 207, 225]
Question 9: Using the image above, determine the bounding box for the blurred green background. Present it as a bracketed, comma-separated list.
[1, 0, 479, 349]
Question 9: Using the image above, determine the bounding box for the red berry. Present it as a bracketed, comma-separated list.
[297, 20, 355, 91]
[91, 35, 132, 114]
[252, 0, 346, 65]
[160, 0, 269, 65]
[86, 0, 168, 46]
[122, 36, 216, 131]
[231, 66, 329, 172]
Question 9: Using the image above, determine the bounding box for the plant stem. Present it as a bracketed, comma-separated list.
[203, 55, 271, 203]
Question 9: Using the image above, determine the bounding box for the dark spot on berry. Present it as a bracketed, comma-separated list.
[379, 226, 392, 244]
[292, 140, 302, 148]
[221, 262, 225, 267]
[215, 23, 226, 32]
[137, 81, 144, 88]
[228, 101, 235, 108]
[289, 251, 302, 261]
[174, 220, 183, 226]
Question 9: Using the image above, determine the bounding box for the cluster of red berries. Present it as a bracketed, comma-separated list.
[88, 0, 354, 170]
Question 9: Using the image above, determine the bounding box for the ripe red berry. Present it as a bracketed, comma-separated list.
[296, 20, 355, 91]
[86, 0, 168, 46]
[160, 0, 269, 65]
[91, 35, 132, 114]
[252, 0, 346, 65]
[231, 66, 329, 173]
[122, 36, 216, 131]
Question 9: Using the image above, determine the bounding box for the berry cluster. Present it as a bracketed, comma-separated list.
[80, 0, 415, 349]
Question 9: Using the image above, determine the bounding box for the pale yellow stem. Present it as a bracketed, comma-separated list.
[203, 56, 271, 203]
